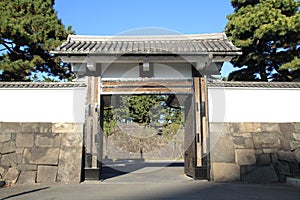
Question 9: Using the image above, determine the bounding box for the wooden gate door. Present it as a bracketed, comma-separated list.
[184, 77, 209, 179]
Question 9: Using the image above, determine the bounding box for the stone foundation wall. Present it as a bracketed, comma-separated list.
[210, 122, 300, 183]
[0, 122, 83, 185]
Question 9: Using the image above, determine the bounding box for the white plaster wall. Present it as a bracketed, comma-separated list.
[0, 88, 86, 123]
[208, 87, 300, 122]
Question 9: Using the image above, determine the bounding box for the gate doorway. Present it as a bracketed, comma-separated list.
[83, 77, 209, 182]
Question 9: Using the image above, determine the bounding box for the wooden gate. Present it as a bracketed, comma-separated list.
[184, 77, 209, 179]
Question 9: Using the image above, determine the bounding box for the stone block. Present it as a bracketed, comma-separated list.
[239, 123, 261, 133]
[293, 133, 300, 141]
[280, 138, 291, 151]
[16, 148, 24, 154]
[1, 123, 22, 134]
[244, 165, 278, 183]
[16, 133, 34, 148]
[228, 123, 239, 134]
[277, 150, 295, 162]
[279, 123, 294, 139]
[0, 133, 11, 143]
[295, 149, 300, 162]
[210, 136, 235, 163]
[256, 154, 271, 165]
[23, 147, 59, 165]
[294, 123, 300, 133]
[1, 153, 17, 167]
[4, 167, 20, 184]
[232, 132, 252, 138]
[17, 171, 36, 185]
[52, 123, 83, 134]
[253, 132, 281, 149]
[16, 153, 23, 164]
[0, 167, 6, 177]
[35, 133, 61, 148]
[261, 123, 280, 132]
[209, 122, 226, 133]
[290, 141, 300, 150]
[37, 165, 57, 183]
[254, 149, 263, 155]
[233, 137, 254, 149]
[211, 162, 240, 182]
[17, 164, 37, 171]
[60, 133, 82, 148]
[277, 161, 291, 176]
[1, 141, 15, 154]
[21, 122, 52, 133]
[263, 149, 278, 153]
[235, 149, 256, 165]
[57, 147, 82, 183]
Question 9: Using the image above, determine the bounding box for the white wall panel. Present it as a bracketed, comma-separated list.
[208, 87, 300, 122]
[0, 88, 86, 123]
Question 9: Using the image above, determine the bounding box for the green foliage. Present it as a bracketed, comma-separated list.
[0, 0, 74, 81]
[226, 0, 300, 81]
[103, 107, 117, 137]
[103, 95, 184, 137]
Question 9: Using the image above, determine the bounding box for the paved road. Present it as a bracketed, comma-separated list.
[1, 181, 300, 200]
[1, 161, 300, 200]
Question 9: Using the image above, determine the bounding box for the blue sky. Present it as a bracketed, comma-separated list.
[54, 0, 237, 77]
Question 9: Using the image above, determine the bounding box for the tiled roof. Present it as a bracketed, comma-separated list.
[208, 81, 300, 88]
[52, 33, 241, 55]
[0, 82, 86, 88]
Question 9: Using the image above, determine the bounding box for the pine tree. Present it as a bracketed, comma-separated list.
[0, 0, 74, 81]
[225, 0, 300, 81]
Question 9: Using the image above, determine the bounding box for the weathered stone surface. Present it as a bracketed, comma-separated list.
[1, 123, 22, 134]
[210, 136, 235, 163]
[211, 162, 240, 182]
[280, 138, 291, 151]
[233, 137, 254, 149]
[263, 149, 278, 153]
[261, 123, 280, 132]
[16, 148, 24, 154]
[294, 123, 300, 133]
[4, 167, 20, 184]
[293, 133, 300, 141]
[290, 141, 300, 150]
[52, 123, 83, 134]
[232, 132, 252, 138]
[209, 123, 227, 133]
[35, 133, 61, 148]
[253, 132, 281, 149]
[0, 133, 11, 143]
[228, 123, 240, 134]
[277, 150, 295, 162]
[16, 133, 34, 148]
[0, 167, 6, 177]
[1, 141, 16, 153]
[256, 154, 271, 165]
[279, 123, 294, 131]
[60, 133, 82, 148]
[235, 149, 256, 165]
[57, 147, 82, 183]
[254, 149, 263, 155]
[23, 147, 59, 165]
[239, 123, 261, 133]
[17, 164, 37, 171]
[16, 153, 23, 164]
[1, 153, 17, 167]
[17, 171, 36, 185]
[37, 165, 57, 183]
[277, 161, 291, 176]
[245, 165, 278, 183]
[295, 149, 300, 162]
[21, 122, 52, 133]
